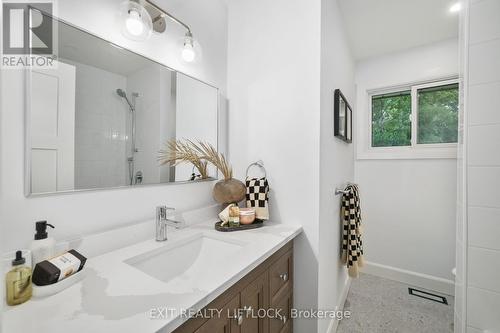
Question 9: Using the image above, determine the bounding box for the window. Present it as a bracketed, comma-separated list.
[371, 91, 411, 147]
[417, 83, 459, 144]
[370, 80, 459, 149]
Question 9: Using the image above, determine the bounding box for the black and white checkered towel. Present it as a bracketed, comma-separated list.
[341, 184, 364, 278]
[245, 177, 269, 220]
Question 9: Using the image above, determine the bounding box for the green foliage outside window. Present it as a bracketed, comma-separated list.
[371, 91, 411, 147]
[371, 83, 458, 148]
[417, 84, 459, 144]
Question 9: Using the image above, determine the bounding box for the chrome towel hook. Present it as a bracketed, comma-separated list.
[334, 182, 358, 196]
[335, 188, 350, 195]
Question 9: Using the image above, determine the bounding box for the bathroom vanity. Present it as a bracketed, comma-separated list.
[174, 239, 293, 333]
[2, 209, 301, 333]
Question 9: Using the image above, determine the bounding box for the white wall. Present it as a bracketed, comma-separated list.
[463, 0, 500, 331]
[317, 0, 355, 332]
[0, 0, 228, 253]
[227, 0, 322, 331]
[354, 39, 459, 293]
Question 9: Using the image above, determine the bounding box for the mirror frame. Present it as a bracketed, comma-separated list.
[24, 11, 219, 197]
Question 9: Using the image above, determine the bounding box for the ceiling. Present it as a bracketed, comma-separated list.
[338, 0, 459, 61]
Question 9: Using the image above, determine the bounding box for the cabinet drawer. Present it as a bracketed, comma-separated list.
[269, 292, 292, 333]
[269, 250, 293, 304]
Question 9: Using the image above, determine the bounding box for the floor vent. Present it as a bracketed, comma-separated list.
[408, 288, 448, 305]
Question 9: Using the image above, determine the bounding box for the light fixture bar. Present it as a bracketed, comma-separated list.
[143, 0, 192, 34]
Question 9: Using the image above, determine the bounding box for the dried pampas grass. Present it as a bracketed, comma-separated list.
[186, 140, 233, 180]
[158, 139, 233, 180]
[158, 140, 209, 179]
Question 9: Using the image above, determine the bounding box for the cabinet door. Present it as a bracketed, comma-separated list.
[195, 294, 240, 333]
[269, 292, 292, 333]
[240, 272, 269, 333]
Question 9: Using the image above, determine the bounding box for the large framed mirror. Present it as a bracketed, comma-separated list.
[25, 12, 218, 196]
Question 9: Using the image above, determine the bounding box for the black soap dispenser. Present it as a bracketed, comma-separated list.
[30, 221, 55, 266]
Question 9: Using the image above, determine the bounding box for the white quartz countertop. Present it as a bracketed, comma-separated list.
[3, 219, 302, 333]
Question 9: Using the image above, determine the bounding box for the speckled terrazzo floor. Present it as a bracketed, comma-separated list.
[337, 273, 454, 333]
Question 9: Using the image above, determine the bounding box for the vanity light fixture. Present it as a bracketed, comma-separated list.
[126, 9, 144, 35]
[182, 31, 196, 62]
[120, 0, 198, 62]
[449, 2, 462, 13]
[119, 1, 153, 41]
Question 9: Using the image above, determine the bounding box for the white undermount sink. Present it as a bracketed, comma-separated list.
[125, 234, 245, 284]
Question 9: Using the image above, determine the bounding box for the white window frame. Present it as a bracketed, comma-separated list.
[363, 78, 459, 160]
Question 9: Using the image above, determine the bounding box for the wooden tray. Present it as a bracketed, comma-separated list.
[215, 219, 264, 232]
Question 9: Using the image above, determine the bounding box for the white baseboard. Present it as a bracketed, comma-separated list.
[363, 261, 455, 296]
[327, 278, 352, 333]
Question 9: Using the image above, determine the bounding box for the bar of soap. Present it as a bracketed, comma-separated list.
[32, 249, 87, 286]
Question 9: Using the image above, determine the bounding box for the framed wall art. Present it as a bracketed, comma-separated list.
[334, 89, 352, 143]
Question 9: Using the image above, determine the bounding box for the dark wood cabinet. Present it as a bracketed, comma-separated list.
[240, 272, 269, 333]
[269, 249, 293, 333]
[269, 250, 293, 305]
[269, 291, 292, 333]
[194, 294, 240, 333]
[174, 240, 294, 333]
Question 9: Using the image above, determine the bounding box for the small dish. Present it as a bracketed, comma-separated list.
[32, 269, 86, 298]
[239, 208, 256, 225]
[215, 219, 264, 232]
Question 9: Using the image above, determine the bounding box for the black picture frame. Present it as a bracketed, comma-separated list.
[334, 89, 352, 143]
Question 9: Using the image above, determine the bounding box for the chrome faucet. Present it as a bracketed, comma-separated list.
[156, 206, 184, 241]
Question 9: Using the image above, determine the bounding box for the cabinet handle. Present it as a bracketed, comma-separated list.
[237, 314, 243, 326]
[279, 273, 288, 281]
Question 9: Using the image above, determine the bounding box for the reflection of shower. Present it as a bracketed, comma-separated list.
[116, 89, 135, 111]
[116, 88, 139, 185]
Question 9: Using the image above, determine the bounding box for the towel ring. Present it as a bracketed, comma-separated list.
[246, 160, 267, 178]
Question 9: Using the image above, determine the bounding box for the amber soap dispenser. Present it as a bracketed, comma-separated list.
[5, 251, 32, 305]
